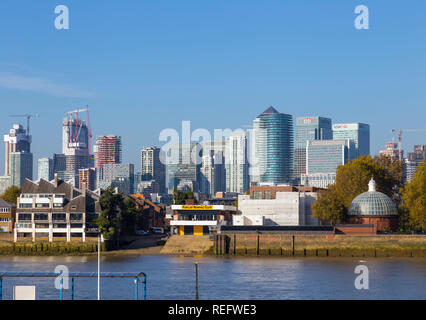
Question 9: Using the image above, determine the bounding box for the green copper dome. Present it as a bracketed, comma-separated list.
[348, 179, 398, 216]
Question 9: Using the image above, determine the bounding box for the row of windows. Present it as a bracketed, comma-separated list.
[21, 194, 65, 199]
[0, 208, 11, 213]
[19, 203, 64, 208]
[18, 213, 84, 221]
[0, 218, 11, 222]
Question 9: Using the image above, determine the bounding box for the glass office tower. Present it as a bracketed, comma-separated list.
[253, 106, 293, 184]
[294, 117, 332, 184]
[167, 143, 202, 192]
[332, 123, 370, 160]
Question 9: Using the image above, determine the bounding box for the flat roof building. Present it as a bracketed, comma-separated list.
[332, 122, 370, 160]
[170, 204, 237, 235]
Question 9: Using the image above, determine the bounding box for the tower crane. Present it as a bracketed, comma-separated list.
[390, 129, 426, 161]
[65, 105, 92, 156]
[8, 114, 39, 134]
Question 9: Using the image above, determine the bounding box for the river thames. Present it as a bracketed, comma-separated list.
[0, 255, 425, 300]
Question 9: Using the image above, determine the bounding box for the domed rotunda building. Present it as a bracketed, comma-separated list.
[347, 178, 399, 232]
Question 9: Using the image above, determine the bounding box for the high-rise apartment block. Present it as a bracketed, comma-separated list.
[225, 131, 249, 194]
[94, 135, 122, 170]
[4, 124, 31, 176]
[379, 142, 401, 162]
[332, 123, 370, 160]
[98, 163, 135, 194]
[405, 145, 426, 182]
[38, 158, 54, 181]
[141, 146, 166, 193]
[252, 107, 293, 185]
[79, 168, 96, 191]
[294, 117, 332, 184]
[10, 152, 33, 187]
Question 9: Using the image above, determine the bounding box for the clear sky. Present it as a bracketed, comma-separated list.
[0, 0, 425, 174]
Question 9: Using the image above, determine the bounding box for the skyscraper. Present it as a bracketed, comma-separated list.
[94, 135, 122, 170]
[79, 168, 96, 191]
[53, 153, 66, 180]
[225, 131, 249, 194]
[98, 163, 135, 194]
[10, 152, 33, 187]
[301, 139, 351, 188]
[294, 117, 332, 183]
[306, 140, 351, 174]
[167, 143, 201, 192]
[405, 145, 426, 182]
[252, 106, 293, 185]
[38, 158, 54, 181]
[332, 123, 370, 160]
[4, 124, 31, 176]
[141, 146, 166, 193]
[62, 116, 90, 185]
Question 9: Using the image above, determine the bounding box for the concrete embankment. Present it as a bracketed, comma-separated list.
[160, 235, 214, 254]
[214, 234, 426, 257]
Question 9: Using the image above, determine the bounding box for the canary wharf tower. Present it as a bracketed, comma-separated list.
[252, 106, 293, 184]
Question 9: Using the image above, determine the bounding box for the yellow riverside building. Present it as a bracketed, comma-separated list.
[170, 205, 237, 236]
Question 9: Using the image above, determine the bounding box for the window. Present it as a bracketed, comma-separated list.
[36, 203, 50, 208]
[253, 191, 262, 199]
[70, 213, 83, 221]
[19, 203, 32, 209]
[264, 191, 271, 199]
[34, 213, 48, 221]
[18, 214, 31, 221]
[53, 203, 63, 208]
[52, 213, 66, 221]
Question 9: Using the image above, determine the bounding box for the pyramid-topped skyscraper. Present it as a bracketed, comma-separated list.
[252, 106, 293, 185]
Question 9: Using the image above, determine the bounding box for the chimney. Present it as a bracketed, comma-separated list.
[54, 172, 58, 187]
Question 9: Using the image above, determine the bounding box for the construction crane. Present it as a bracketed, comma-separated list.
[8, 114, 39, 134]
[390, 129, 426, 161]
[64, 105, 92, 156]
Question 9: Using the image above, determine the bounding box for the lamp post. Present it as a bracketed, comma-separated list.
[98, 233, 101, 300]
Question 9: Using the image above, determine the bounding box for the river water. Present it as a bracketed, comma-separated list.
[0, 255, 425, 300]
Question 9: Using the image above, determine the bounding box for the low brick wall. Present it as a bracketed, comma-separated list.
[214, 234, 426, 257]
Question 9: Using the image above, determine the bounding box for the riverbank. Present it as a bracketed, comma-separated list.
[2, 234, 426, 258]
[214, 234, 426, 257]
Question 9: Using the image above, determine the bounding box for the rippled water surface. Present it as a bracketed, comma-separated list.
[0, 255, 425, 300]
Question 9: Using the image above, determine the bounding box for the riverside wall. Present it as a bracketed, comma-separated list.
[214, 234, 426, 257]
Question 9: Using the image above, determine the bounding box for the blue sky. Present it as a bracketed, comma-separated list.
[0, 0, 425, 174]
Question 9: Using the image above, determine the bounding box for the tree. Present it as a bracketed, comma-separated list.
[121, 198, 139, 235]
[312, 155, 405, 226]
[334, 155, 402, 208]
[172, 189, 195, 205]
[401, 159, 426, 231]
[312, 185, 346, 225]
[97, 187, 124, 241]
[0, 186, 21, 204]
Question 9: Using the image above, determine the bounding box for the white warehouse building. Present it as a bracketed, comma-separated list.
[233, 186, 321, 226]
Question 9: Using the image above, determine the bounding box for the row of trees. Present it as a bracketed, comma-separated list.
[312, 156, 425, 231]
